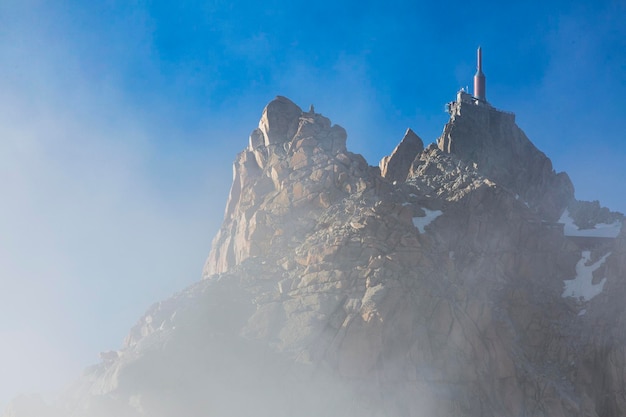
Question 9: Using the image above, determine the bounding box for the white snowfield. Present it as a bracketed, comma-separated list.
[562, 251, 611, 302]
[412, 209, 443, 234]
[558, 209, 622, 238]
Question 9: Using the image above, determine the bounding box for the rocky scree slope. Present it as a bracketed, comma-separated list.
[6, 96, 626, 417]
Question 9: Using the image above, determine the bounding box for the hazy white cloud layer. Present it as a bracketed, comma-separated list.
[0, 5, 232, 407]
[0, 83, 225, 408]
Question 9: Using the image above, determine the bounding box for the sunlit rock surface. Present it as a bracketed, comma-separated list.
[438, 96, 575, 220]
[379, 127, 423, 183]
[5, 96, 626, 417]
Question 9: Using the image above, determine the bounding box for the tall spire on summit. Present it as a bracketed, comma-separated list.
[473, 47, 486, 101]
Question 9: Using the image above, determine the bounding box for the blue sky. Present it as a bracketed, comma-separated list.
[1, 0, 625, 407]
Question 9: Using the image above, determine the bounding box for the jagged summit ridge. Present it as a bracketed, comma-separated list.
[207, 94, 593, 279]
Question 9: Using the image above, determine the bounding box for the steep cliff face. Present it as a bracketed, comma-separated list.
[6, 96, 626, 417]
[438, 94, 574, 220]
[205, 96, 373, 276]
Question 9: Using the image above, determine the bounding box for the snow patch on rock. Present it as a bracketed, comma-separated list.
[412, 209, 443, 234]
[559, 209, 622, 238]
[562, 251, 610, 301]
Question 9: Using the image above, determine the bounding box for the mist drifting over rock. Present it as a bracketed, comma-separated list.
[6, 94, 626, 417]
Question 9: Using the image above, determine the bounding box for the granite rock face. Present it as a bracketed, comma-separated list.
[205, 96, 371, 276]
[6, 96, 626, 417]
[438, 95, 575, 220]
[379, 128, 424, 183]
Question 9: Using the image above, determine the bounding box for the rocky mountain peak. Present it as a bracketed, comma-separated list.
[205, 96, 371, 276]
[379, 128, 424, 183]
[198, 96, 626, 417]
[8, 95, 626, 417]
[438, 93, 574, 220]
